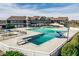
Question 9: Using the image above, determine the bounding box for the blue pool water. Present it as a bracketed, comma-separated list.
[28, 28, 64, 45]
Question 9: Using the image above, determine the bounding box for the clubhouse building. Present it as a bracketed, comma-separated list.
[0, 16, 68, 28]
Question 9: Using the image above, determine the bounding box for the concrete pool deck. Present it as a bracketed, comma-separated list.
[0, 27, 79, 56]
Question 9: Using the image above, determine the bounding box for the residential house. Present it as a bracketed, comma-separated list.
[0, 20, 6, 29]
[50, 17, 68, 24]
[7, 16, 27, 28]
[28, 16, 51, 27]
[6, 16, 69, 28]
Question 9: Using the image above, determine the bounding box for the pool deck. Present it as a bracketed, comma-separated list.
[0, 27, 79, 56]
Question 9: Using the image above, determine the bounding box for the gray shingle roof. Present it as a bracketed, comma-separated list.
[7, 16, 26, 20]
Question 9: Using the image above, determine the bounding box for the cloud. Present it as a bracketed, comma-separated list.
[0, 3, 79, 20]
[0, 3, 46, 19]
[39, 4, 79, 20]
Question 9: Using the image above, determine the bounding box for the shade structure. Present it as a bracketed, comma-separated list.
[50, 23, 64, 27]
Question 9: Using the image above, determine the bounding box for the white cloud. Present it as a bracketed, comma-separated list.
[0, 3, 79, 20]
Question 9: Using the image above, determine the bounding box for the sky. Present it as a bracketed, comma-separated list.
[0, 3, 79, 20]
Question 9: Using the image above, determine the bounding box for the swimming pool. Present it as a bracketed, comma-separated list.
[27, 28, 65, 45]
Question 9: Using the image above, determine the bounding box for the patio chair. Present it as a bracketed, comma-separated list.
[17, 39, 29, 45]
[17, 38, 31, 45]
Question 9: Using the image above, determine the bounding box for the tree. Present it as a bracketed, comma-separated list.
[61, 42, 78, 56]
[6, 23, 15, 29]
[3, 51, 24, 56]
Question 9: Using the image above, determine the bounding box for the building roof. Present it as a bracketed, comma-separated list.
[7, 16, 68, 21]
[7, 16, 26, 20]
[28, 16, 41, 20]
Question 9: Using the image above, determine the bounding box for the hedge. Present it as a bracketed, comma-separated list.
[61, 32, 79, 56]
[3, 51, 24, 56]
[61, 42, 78, 56]
[5, 23, 15, 29]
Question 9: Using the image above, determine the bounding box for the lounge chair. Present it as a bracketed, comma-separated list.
[17, 40, 29, 45]
[17, 41, 25, 45]
[17, 37, 32, 45]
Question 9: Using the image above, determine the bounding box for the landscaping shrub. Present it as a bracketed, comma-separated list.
[70, 33, 79, 49]
[5, 23, 15, 29]
[3, 51, 24, 56]
[61, 42, 78, 56]
[70, 35, 79, 48]
[61, 32, 79, 56]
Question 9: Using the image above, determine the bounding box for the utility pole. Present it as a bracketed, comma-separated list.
[67, 20, 70, 42]
[26, 17, 29, 29]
